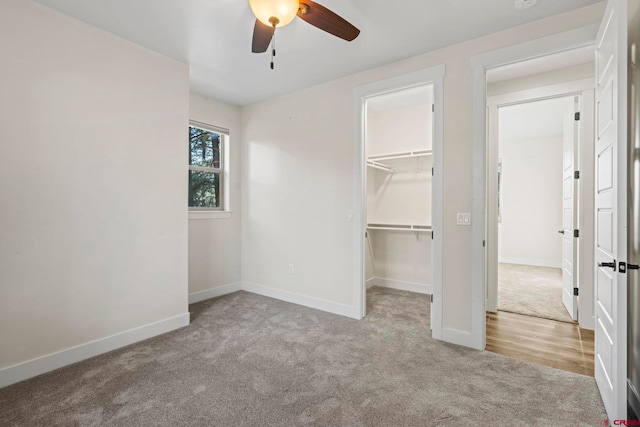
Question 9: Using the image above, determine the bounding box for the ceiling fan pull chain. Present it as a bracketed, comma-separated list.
[270, 29, 276, 69]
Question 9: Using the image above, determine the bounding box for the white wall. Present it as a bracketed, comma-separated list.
[368, 160, 433, 226]
[0, 0, 189, 376]
[188, 93, 242, 298]
[498, 136, 563, 267]
[367, 105, 432, 156]
[369, 230, 432, 288]
[240, 87, 356, 304]
[240, 4, 604, 333]
[488, 62, 595, 97]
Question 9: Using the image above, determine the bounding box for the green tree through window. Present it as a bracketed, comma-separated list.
[189, 124, 223, 209]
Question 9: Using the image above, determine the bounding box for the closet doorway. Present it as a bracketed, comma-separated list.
[364, 85, 434, 315]
[354, 66, 443, 336]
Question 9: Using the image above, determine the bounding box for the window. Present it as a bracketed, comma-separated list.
[189, 122, 227, 210]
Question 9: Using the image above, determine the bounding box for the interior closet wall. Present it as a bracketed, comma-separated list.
[366, 90, 433, 293]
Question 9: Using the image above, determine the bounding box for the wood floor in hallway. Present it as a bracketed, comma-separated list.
[486, 310, 594, 377]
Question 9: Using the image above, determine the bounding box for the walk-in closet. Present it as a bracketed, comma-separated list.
[364, 84, 434, 299]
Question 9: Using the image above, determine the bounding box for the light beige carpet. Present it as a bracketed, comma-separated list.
[498, 263, 574, 323]
[0, 288, 604, 425]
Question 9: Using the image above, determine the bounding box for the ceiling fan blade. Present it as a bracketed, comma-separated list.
[252, 19, 274, 53]
[297, 0, 360, 42]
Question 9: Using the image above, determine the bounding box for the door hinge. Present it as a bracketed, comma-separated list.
[432, 104, 435, 113]
[573, 287, 579, 296]
[430, 294, 434, 303]
[431, 230, 434, 240]
[575, 112, 581, 121]
[574, 229, 579, 238]
[432, 167, 434, 176]
[483, 240, 486, 247]
[574, 171, 580, 179]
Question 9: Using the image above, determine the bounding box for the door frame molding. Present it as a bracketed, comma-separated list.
[469, 24, 600, 350]
[353, 65, 445, 338]
[485, 79, 596, 330]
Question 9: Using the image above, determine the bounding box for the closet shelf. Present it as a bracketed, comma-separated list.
[367, 150, 432, 162]
[367, 224, 432, 232]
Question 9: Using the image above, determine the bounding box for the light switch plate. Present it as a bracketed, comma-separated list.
[457, 212, 471, 225]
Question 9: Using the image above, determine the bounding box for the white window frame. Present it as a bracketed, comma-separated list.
[188, 120, 229, 216]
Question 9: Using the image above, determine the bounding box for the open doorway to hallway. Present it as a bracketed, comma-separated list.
[496, 96, 575, 324]
[484, 46, 596, 377]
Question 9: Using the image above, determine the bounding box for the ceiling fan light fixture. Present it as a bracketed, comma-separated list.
[249, 0, 300, 28]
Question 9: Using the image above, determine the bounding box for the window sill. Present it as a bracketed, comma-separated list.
[188, 211, 232, 220]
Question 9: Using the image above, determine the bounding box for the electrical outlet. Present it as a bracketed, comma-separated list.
[288, 264, 294, 274]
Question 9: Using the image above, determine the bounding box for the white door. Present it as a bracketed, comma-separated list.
[595, 0, 628, 419]
[561, 101, 579, 320]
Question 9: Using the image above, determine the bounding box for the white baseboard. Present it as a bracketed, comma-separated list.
[0, 312, 190, 389]
[369, 277, 432, 295]
[189, 282, 241, 304]
[498, 257, 561, 269]
[441, 327, 479, 349]
[241, 282, 360, 320]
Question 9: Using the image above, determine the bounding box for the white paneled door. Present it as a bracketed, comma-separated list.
[594, 0, 628, 420]
[561, 100, 579, 321]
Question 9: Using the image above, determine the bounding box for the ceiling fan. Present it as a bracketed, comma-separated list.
[249, 0, 360, 67]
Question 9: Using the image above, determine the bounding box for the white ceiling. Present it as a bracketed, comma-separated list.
[499, 96, 574, 141]
[34, 0, 602, 106]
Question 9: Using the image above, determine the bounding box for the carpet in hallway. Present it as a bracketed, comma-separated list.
[498, 263, 573, 323]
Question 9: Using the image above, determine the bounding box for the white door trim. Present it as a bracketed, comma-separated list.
[485, 79, 596, 330]
[353, 65, 445, 338]
[470, 24, 599, 350]
[487, 79, 595, 108]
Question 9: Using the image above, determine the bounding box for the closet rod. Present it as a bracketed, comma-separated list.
[366, 161, 394, 173]
[366, 224, 432, 231]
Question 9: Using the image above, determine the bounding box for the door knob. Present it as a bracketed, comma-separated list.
[558, 230, 565, 234]
[599, 261, 617, 271]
